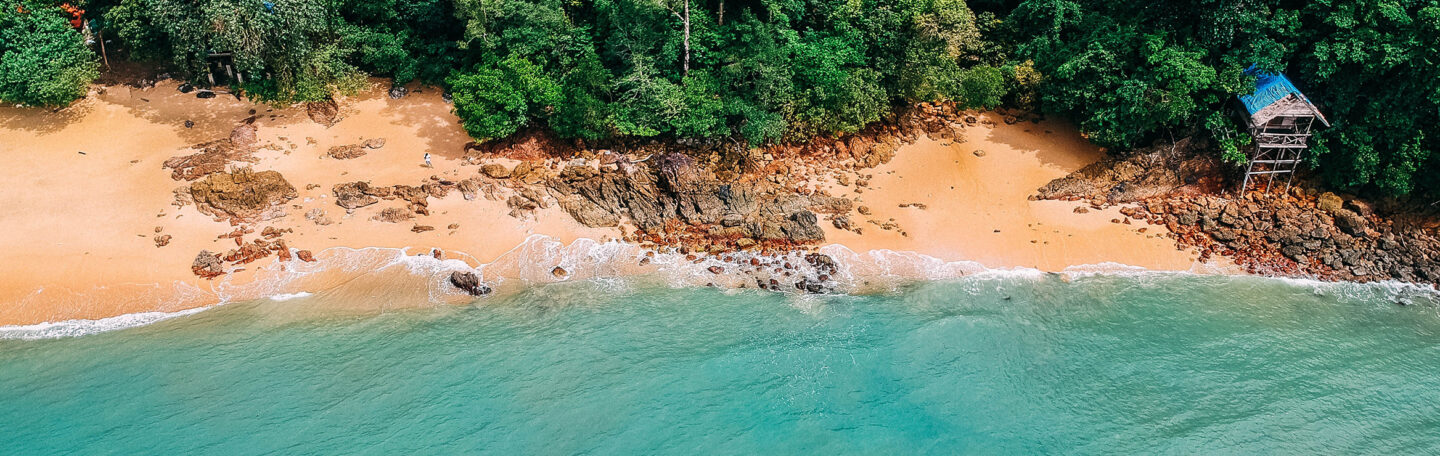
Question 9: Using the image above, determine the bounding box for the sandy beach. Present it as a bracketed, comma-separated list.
[0, 80, 1205, 326]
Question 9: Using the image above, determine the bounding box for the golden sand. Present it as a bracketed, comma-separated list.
[0, 81, 1201, 326]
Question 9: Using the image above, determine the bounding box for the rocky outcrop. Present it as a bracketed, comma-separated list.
[1126, 192, 1440, 284]
[1036, 137, 1227, 203]
[1036, 134, 1440, 286]
[327, 144, 366, 159]
[306, 99, 341, 127]
[189, 168, 297, 223]
[448, 271, 492, 296]
[546, 153, 840, 248]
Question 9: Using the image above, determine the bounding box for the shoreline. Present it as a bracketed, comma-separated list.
[6, 235, 1436, 340]
[4, 79, 1212, 326]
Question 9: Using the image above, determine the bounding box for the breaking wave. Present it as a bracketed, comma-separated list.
[3, 235, 1435, 339]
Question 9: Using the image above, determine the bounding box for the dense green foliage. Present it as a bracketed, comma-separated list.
[0, 1, 99, 106]
[998, 0, 1440, 196]
[4, 0, 1436, 196]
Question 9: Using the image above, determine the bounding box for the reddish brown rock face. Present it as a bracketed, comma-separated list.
[189, 168, 298, 223]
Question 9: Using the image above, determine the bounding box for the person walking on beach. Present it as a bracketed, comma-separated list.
[424, 152, 432, 168]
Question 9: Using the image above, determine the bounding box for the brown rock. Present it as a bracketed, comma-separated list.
[189, 168, 297, 223]
[552, 266, 569, 279]
[327, 144, 366, 160]
[191, 250, 225, 278]
[372, 207, 414, 223]
[480, 163, 511, 179]
[154, 234, 172, 247]
[411, 225, 435, 233]
[296, 250, 316, 262]
[332, 181, 380, 211]
[362, 138, 386, 149]
[306, 99, 342, 126]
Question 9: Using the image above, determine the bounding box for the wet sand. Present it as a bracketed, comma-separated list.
[0, 81, 1203, 326]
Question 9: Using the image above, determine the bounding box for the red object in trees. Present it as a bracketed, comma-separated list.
[59, 3, 84, 29]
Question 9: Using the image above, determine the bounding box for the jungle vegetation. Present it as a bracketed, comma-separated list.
[3, 0, 1438, 196]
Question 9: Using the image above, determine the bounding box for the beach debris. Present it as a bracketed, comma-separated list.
[899, 202, 928, 210]
[448, 271, 491, 296]
[188, 168, 297, 223]
[191, 250, 225, 278]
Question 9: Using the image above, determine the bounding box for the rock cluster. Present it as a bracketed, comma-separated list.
[1131, 192, 1440, 283]
[547, 152, 846, 248]
[162, 128, 260, 181]
[1037, 136, 1440, 286]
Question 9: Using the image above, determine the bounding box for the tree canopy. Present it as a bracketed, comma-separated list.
[0, 1, 99, 107]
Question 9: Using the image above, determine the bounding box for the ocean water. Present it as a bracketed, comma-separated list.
[2, 273, 1439, 454]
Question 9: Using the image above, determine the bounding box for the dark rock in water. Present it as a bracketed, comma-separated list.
[805, 253, 838, 276]
[552, 266, 569, 279]
[442, 92, 453, 103]
[448, 271, 491, 296]
[178, 83, 195, 93]
[196, 90, 217, 99]
[388, 85, 409, 99]
[184, 120, 195, 129]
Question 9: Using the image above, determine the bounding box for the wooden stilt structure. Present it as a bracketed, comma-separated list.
[1236, 68, 1329, 193]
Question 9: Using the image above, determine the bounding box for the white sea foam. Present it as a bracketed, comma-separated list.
[0, 305, 214, 340]
[5, 235, 1435, 339]
[268, 292, 314, 301]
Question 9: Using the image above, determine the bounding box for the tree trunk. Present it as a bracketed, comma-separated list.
[682, 0, 690, 76]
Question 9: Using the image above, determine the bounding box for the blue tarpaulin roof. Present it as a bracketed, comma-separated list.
[1238, 66, 1328, 125]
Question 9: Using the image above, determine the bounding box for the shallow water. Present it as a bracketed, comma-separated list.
[2, 274, 1439, 454]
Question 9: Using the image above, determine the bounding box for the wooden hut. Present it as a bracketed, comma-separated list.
[1236, 67, 1329, 192]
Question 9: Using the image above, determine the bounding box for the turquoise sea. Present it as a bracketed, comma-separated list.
[2, 273, 1439, 454]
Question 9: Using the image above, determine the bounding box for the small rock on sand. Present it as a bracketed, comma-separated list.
[973, 149, 986, 157]
[552, 266, 569, 279]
